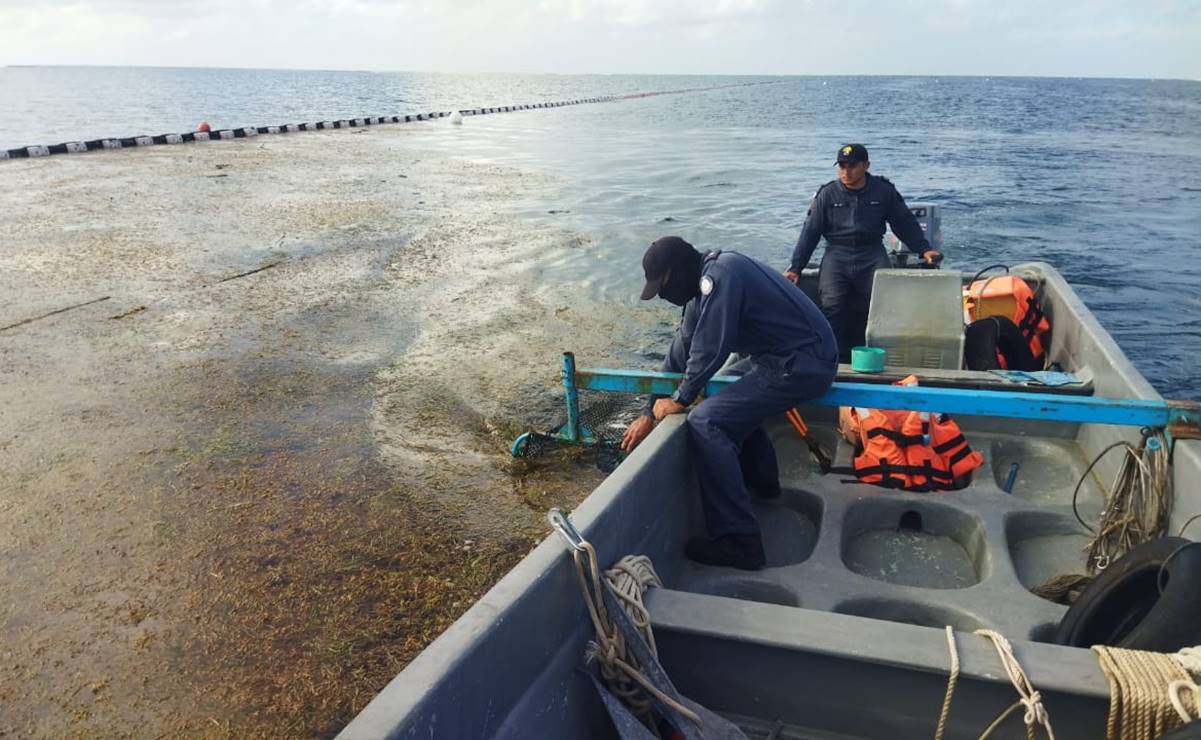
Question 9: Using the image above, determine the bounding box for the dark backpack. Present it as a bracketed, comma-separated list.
[964, 316, 1043, 371]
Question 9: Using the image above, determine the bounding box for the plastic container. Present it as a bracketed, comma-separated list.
[850, 346, 886, 373]
[964, 276, 1022, 322]
[866, 269, 965, 370]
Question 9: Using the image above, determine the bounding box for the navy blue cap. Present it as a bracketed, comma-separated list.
[640, 236, 696, 300]
[835, 143, 869, 165]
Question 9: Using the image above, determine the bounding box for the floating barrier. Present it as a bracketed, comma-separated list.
[2, 83, 761, 160]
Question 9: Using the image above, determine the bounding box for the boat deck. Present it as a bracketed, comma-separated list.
[668, 415, 1103, 643]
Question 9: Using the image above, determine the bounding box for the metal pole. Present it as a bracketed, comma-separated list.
[561, 352, 581, 442]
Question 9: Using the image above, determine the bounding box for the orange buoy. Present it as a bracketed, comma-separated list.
[197, 121, 211, 133]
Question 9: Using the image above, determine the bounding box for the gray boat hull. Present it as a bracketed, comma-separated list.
[341, 263, 1199, 739]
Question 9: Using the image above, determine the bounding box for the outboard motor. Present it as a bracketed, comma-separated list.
[886, 202, 942, 267]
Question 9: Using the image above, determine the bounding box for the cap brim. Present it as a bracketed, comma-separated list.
[640, 277, 663, 300]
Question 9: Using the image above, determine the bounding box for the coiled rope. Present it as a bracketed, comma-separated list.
[570, 540, 701, 733]
[1092, 645, 1201, 740]
[1077, 430, 1172, 574]
[940, 632, 1201, 740]
[1030, 573, 1093, 605]
[1034, 432, 1175, 605]
[1169, 646, 1201, 725]
[937, 628, 1056, 740]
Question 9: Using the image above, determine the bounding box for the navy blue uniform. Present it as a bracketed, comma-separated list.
[788, 173, 930, 354]
[647, 251, 837, 537]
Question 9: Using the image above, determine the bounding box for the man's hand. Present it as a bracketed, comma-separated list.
[653, 397, 687, 421]
[921, 250, 943, 265]
[783, 270, 800, 285]
[620, 415, 656, 452]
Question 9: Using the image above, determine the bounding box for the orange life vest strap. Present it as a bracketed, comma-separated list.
[865, 427, 926, 446]
[932, 433, 967, 454]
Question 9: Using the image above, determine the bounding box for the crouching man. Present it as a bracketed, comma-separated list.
[621, 237, 837, 570]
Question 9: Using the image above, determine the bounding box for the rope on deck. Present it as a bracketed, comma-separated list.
[1076, 430, 1172, 574]
[974, 630, 1056, 740]
[937, 628, 1056, 740]
[571, 541, 701, 733]
[1030, 573, 1093, 605]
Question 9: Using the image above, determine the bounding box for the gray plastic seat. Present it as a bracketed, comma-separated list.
[866, 269, 965, 369]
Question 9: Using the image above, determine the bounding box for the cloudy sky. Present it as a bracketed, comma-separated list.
[1, 0, 1198, 79]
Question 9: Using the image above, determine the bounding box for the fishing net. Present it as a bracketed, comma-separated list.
[514, 389, 648, 468]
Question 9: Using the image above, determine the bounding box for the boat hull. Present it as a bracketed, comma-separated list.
[341, 263, 1199, 739]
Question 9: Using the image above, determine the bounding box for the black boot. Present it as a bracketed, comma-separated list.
[685, 534, 766, 570]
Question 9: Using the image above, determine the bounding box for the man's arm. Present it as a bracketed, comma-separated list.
[624, 303, 698, 450]
[640, 302, 698, 416]
[885, 187, 932, 254]
[673, 273, 743, 406]
[789, 191, 826, 274]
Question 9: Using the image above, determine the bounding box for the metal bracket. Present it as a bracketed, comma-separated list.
[547, 508, 588, 552]
[1165, 401, 1201, 461]
[509, 352, 600, 456]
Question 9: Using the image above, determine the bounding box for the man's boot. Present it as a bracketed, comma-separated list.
[685, 533, 766, 570]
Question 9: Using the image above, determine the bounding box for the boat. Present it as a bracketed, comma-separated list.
[338, 225, 1201, 738]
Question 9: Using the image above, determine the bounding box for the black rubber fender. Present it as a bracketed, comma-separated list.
[1160, 720, 1201, 740]
[1056, 536, 1201, 651]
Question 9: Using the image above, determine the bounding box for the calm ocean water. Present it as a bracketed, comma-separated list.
[2, 67, 1200, 400]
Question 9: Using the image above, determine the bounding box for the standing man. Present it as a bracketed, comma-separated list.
[621, 236, 837, 570]
[784, 144, 941, 358]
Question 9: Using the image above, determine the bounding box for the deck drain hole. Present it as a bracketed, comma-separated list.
[899, 510, 923, 532]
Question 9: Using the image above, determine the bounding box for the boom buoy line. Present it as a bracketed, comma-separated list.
[1, 81, 770, 161]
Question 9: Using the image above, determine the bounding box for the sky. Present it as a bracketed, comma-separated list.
[0, 0, 1198, 80]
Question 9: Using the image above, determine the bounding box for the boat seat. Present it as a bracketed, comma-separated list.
[835, 364, 1094, 395]
[866, 269, 965, 370]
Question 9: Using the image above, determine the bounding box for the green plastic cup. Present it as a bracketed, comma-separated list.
[850, 346, 886, 373]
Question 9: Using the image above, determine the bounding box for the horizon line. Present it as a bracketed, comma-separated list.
[3, 63, 1197, 84]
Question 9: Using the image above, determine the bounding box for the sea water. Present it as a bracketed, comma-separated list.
[2, 67, 1198, 400]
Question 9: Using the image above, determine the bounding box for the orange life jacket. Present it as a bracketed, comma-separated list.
[836, 376, 983, 492]
[963, 276, 1051, 365]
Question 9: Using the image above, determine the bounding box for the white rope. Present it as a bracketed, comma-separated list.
[604, 555, 663, 655]
[974, 629, 1056, 740]
[1169, 647, 1201, 724]
[1168, 680, 1201, 724]
[570, 543, 701, 733]
[1175, 646, 1201, 678]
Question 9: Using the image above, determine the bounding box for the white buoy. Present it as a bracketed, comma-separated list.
[449, 110, 464, 125]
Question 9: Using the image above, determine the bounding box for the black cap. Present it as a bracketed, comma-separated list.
[640, 236, 696, 300]
[835, 143, 869, 165]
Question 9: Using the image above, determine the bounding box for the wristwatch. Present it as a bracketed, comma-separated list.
[670, 388, 692, 406]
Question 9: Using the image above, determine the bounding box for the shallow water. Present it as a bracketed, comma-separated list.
[3, 69, 1200, 399]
